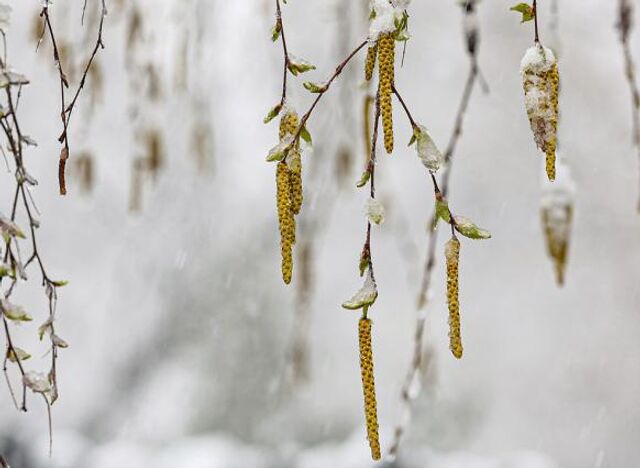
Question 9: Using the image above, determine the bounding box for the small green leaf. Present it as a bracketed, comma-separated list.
[303, 81, 327, 93]
[434, 198, 451, 227]
[7, 347, 31, 363]
[51, 279, 68, 287]
[263, 103, 283, 124]
[453, 215, 491, 240]
[1, 300, 32, 322]
[510, 3, 534, 23]
[287, 55, 316, 76]
[271, 19, 282, 42]
[356, 170, 371, 188]
[299, 126, 312, 145]
[266, 139, 293, 162]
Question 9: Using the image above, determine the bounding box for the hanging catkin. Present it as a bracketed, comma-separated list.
[365, 43, 378, 81]
[358, 317, 381, 460]
[377, 33, 395, 154]
[445, 237, 463, 359]
[275, 109, 302, 284]
[276, 161, 294, 284]
[288, 152, 303, 215]
[521, 45, 560, 181]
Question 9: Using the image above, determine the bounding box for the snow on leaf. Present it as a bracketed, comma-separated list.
[365, 198, 385, 225]
[287, 54, 316, 76]
[303, 81, 327, 93]
[0, 299, 32, 322]
[453, 216, 491, 240]
[7, 347, 31, 363]
[0, 213, 26, 240]
[342, 268, 378, 310]
[369, 0, 411, 42]
[0, 70, 29, 88]
[38, 317, 54, 340]
[414, 125, 444, 172]
[266, 136, 294, 162]
[51, 334, 69, 349]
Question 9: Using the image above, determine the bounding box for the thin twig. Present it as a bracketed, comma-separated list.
[40, 1, 107, 195]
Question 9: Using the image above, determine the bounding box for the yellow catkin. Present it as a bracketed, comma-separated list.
[377, 33, 395, 154]
[365, 43, 378, 81]
[358, 317, 381, 461]
[445, 238, 463, 359]
[546, 64, 560, 181]
[541, 204, 572, 286]
[277, 161, 294, 284]
[288, 152, 303, 215]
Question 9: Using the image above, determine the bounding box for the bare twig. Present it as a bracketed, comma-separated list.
[40, 1, 107, 195]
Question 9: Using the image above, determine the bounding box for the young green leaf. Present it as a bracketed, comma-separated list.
[263, 103, 283, 124]
[303, 81, 327, 93]
[300, 126, 312, 145]
[356, 170, 371, 188]
[453, 216, 491, 240]
[510, 3, 534, 23]
[7, 347, 31, 363]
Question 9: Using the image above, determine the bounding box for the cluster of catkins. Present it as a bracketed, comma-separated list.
[521, 44, 560, 181]
[365, 34, 396, 154]
[276, 110, 303, 284]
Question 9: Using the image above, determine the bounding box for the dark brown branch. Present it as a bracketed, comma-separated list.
[40, 1, 107, 195]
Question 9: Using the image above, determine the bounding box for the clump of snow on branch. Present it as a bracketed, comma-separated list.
[414, 125, 444, 172]
[368, 0, 411, 42]
[365, 198, 385, 225]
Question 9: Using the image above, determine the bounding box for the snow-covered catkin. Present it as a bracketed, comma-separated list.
[365, 43, 378, 81]
[279, 110, 299, 141]
[445, 238, 463, 359]
[277, 161, 294, 284]
[521, 46, 560, 181]
[377, 33, 395, 154]
[358, 317, 381, 460]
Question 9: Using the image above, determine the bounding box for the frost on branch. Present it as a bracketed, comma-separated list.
[521, 44, 560, 181]
[541, 157, 575, 286]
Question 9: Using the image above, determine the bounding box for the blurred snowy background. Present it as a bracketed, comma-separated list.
[1, 0, 640, 467]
